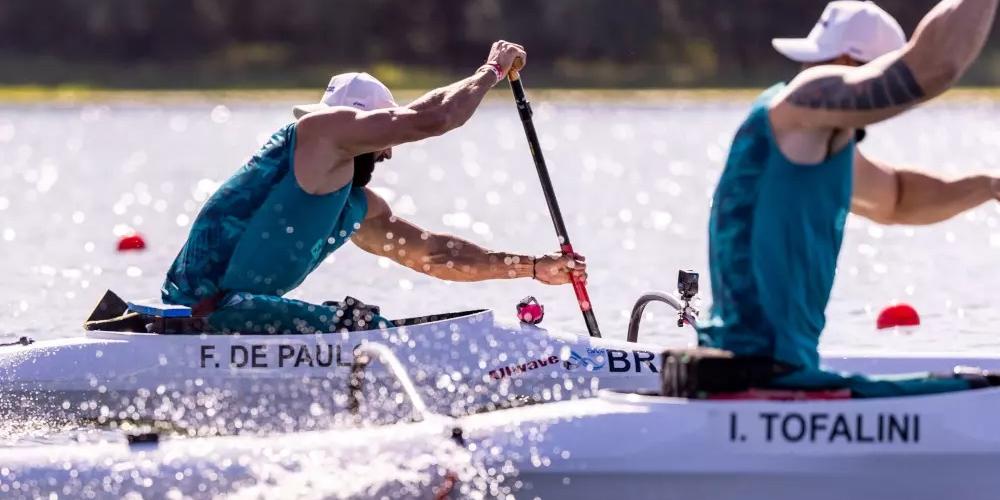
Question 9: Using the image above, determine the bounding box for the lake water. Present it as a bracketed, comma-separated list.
[2, 97, 999, 352]
[1, 96, 1000, 497]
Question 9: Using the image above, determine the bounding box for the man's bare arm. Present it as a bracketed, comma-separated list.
[351, 190, 586, 284]
[772, 0, 998, 131]
[297, 40, 525, 158]
[296, 71, 495, 158]
[851, 150, 997, 224]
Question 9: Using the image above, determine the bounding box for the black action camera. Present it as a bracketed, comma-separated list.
[677, 270, 699, 301]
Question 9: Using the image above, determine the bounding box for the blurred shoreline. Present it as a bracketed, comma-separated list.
[3, 86, 1000, 104]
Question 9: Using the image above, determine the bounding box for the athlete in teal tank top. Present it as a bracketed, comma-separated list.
[162, 123, 382, 333]
[702, 83, 852, 369]
[162, 42, 591, 335]
[700, 85, 971, 397]
[696, 0, 1000, 397]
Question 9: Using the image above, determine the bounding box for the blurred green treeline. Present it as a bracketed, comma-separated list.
[3, 0, 1000, 89]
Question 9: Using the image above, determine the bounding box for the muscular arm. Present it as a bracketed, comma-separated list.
[297, 69, 498, 158]
[851, 150, 998, 224]
[297, 40, 525, 156]
[772, 0, 998, 131]
[351, 190, 534, 282]
[352, 191, 586, 283]
[292, 41, 525, 194]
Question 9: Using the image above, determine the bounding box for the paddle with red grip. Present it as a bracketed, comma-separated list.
[508, 64, 601, 338]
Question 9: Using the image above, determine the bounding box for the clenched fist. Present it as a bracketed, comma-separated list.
[533, 252, 587, 286]
[486, 40, 526, 77]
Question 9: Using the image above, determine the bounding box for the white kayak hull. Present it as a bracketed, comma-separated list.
[4, 365, 1000, 500]
[3, 340, 1000, 499]
[3, 307, 999, 433]
[461, 386, 1000, 499]
[0, 418, 475, 500]
[0, 310, 667, 430]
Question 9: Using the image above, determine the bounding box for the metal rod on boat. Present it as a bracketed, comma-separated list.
[349, 343, 431, 422]
[508, 63, 601, 338]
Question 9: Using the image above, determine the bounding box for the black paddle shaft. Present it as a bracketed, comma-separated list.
[508, 74, 601, 338]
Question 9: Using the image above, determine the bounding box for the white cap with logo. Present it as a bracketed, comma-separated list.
[772, 1, 906, 64]
[293, 72, 397, 118]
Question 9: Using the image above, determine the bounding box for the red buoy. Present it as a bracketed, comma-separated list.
[876, 303, 920, 330]
[117, 233, 147, 252]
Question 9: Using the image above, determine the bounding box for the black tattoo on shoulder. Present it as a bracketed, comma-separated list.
[788, 60, 925, 110]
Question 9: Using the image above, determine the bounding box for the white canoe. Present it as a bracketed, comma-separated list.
[5, 299, 1000, 432]
[4, 305, 1000, 431]
[3, 343, 1000, 500]
[0, 309, 668, 431]
[0, 417, 471, 500]
[462, 385, 1000, 500]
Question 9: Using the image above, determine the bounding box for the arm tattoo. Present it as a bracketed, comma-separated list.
[788, 60, 925, 110]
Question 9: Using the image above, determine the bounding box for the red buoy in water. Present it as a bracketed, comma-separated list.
[117, 233, 147, 252]
[876, 303, 920, 330]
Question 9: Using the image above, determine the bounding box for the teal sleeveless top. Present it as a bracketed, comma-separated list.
[162, 123, 368, 305]
[699, 84, 854, 370]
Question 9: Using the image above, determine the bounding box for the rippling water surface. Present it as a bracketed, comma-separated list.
[2, 98, 999, 351]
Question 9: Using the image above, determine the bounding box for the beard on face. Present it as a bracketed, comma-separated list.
[353, 152, 376, 187]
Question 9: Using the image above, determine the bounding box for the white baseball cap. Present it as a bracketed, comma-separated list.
[293, 72, 397, 118]
[772, 1, 906, 64]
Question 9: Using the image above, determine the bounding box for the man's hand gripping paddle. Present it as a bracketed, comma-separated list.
[507, 60, 601, 338]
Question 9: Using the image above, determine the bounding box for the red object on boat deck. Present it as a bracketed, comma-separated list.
[117, 234, 147, 252]
[876, 303, 920, 330]
[516, 296, 545, 324]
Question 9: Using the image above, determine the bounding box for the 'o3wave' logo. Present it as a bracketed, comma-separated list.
[563, 349, 607, 371]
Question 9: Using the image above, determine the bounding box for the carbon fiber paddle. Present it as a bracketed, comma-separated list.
[507, 64, 601, 338]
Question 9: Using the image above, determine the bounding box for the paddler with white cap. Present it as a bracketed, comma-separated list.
[699, 0, 1000, 396]
[161, 40, 586, 334]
